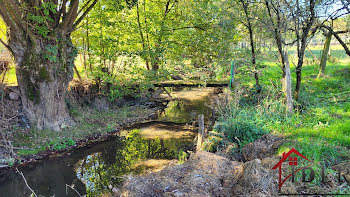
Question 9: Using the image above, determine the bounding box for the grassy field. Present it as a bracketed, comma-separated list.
[216, 57, 350, 164]
[212, 57, 350, 193]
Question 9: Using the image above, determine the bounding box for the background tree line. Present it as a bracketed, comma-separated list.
[0, 0, 349, 131]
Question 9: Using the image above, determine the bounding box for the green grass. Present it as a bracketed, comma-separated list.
[216, 60, 350, 165]
[270, 62, 350, 163]
[13, 105, 155, 156]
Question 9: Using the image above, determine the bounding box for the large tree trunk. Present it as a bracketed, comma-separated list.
[318, 31, 332, 77]
[0, 0, 98, 131]
[10, 34, 76, 131]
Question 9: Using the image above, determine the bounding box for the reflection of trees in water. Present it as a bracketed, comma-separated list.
[75, 130, 193, 196]
[161, 98, 211, 123]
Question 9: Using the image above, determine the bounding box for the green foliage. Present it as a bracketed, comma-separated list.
[202, 136, 222, 152]
[48, 138, 76, 151]
[44, 44, 58, 62]
[215, 106, 268, 147]
[177, 150, 187, 164]
[27, 2, 57, 38]
[71, 0, 240, 96]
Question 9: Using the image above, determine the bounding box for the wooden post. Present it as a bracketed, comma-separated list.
[196, 114, 205, 152]
[284, 51, 293, 114]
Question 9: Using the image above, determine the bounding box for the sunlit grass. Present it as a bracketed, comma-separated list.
[1, 65, 17, 85]
[217, 57, 350, 164]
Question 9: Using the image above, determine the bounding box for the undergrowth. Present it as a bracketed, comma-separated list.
[212, 62, 350, 164]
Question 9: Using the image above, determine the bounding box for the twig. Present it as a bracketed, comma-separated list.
[0, 144, 32, 150]
[66, 184, 83, 197]
[16, 168, 38, 197]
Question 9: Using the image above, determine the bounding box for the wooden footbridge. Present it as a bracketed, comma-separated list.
[153, 80, 229, 87]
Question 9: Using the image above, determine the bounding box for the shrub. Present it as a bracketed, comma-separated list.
[214, 107, 267, 147]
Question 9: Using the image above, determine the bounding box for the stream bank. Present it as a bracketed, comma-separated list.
[0, 87, 219, 196]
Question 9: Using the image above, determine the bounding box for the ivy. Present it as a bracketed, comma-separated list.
[44, 44, 58, 62]
[27, 2, 57, 38]
[42, 2, 57, 15]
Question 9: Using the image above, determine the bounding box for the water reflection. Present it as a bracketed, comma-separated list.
[158, 88, 213, 123]
[74, 129, 195, 196]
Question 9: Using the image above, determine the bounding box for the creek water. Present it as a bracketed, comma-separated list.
[0, 88, 214, 197]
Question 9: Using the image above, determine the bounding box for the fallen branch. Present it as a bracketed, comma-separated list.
[66, 184, 83, 197]
[16, 168, 38, 197]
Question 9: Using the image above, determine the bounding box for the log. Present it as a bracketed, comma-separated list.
[153, 80, 229, 88]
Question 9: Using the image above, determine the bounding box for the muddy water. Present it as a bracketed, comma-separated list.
[0, 88, 214, 197]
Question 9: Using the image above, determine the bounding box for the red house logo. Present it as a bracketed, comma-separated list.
[272, 148, 313, 191]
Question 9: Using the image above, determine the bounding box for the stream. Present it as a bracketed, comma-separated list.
[0, 88, 214, 197]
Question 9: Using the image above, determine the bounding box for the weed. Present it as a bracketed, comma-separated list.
[177, 150, 187, 164]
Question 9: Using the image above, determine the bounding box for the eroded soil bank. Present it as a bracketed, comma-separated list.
[120, 134, 350, 197]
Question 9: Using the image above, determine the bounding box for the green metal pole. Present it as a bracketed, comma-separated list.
[229, 61, 234, 88]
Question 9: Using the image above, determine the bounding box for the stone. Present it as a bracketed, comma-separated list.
[9, 92, 19, 100]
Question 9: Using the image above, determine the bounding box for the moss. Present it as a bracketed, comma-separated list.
[21, 51, 42, 103]
[39, 66, 50, 81]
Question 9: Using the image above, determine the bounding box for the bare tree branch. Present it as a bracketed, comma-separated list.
[60, 0, 79, 32]
[72, 0, 98, 30]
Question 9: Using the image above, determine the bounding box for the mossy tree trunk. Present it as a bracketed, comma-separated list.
[0, 0, 98, 131]
[283, 51, 293, 114]
[11, 34, 77, 131]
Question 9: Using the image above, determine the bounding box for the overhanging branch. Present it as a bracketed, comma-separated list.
[321, 24, 350, 56]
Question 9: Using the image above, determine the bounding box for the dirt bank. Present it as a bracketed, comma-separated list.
[118, 151, 279, 197]
[119, 132, 349, 197]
